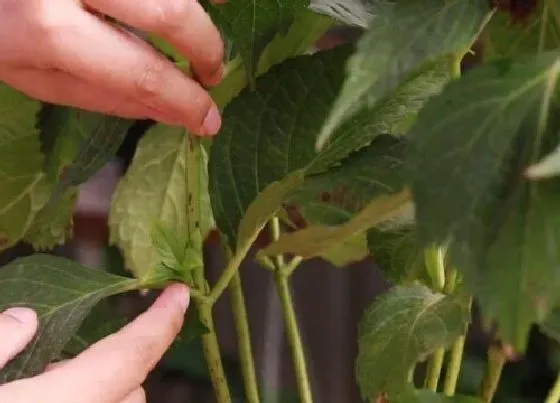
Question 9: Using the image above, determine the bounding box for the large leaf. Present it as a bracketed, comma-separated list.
[310, 0, 373, 28]
[39, 105, 133, 197]
[110, 126, 213, 278]
[210, 48, 448, 251]
[316, 0, 490, 147]
[356, 285, 470, 400]
[482, 0, 560, 60]
[206, 0, 309, 80]
[259, 189, 411, 259]
[0, 85, 51, 250]
[408, 51, 560, 350]
[367, 226, 425, 285]
[0, 255, 140, 382]
[541, 307, 560, 344]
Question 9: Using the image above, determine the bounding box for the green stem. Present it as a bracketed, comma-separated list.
[269, 217, 285, 267]
[545, 373, 560, 403]
[229, 272, 260, 403]
[443, 334, 466, 396]
[282, 256, 303, 277]
[424, 348, 445, 391]
[480, 345, 507, 403]
[197, 302, 233, 403]
[275, 272, 313, 403]
[208, 240, 252, 304]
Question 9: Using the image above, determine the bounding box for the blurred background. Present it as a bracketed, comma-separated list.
[1, 26, 560, 403]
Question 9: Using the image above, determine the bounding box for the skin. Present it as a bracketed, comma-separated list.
[0, 284, 190, 403]
[0, 0, 226, 135]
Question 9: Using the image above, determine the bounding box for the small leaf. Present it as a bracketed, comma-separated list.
[317, 0, 491, 147]
[0, 85, 51, 250]
[110, 126, 213, 277]
[0, 255, 140, 382]
[408, 51, 560, 350]
[483, 0, 559, 60]
[259, 189, 411, 259]
[206, 0, 309, 80]
[356, 285, 470, 400]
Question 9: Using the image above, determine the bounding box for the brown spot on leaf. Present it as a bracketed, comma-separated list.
[0, 232, 8, 248]
[492, 0, 538, 24]
[376, 393, 389, 403]
[284, 204, 308, 230]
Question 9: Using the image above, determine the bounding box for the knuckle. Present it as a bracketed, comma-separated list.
[150, 0, 193, 31]
[135, 59, 168, 98]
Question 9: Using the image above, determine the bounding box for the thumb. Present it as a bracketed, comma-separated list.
[0, 307, 38, 369]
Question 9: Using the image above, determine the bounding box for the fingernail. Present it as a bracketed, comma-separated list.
[3, 307, 37, 324]
[169, 284, 190, 314]
[202, 104, 221, 136]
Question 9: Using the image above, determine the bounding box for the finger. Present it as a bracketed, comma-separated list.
[0, 67, 179, 125]
[0, 308, 38, 368]
[46, 12, 221, 135]
[36, 284, 189, 403]
[82, 0, 224, 85]
[121, 388, 146, 403]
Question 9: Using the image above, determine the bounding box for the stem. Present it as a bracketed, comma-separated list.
[208, 240, 252, 304]
[282, 256, 303, 277]
[275, 272, 313, 403]
[545, 373, 560, 403]
[480, 345, 506, 403]
[424, 348, 445, 391]
[443, 334, 466, 396]
[229, 272, 260, 403]
[269, 217, 285, 267]
[197, 302, 233, 403]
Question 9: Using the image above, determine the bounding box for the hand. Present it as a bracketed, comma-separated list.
[0, 284, 189, 403]
[0, 0, 224, 136]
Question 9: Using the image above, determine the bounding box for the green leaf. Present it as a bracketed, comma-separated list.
[317, 0, 491, 148]
[110, 126, 213, 278]
[408, 51, 560, 350]
[0, 255, 139, 382]
[0, 85, 51, 250]
[367, 227, 425, 285]
[62, 300, 127, 357]
[23, 190, 77, 250]
[206, 0, 309, 80]
[39, 105, 133, 196]
[482, 0, 560, 60]
[319, 234, 369, 267]
[210, 47, 442, 251]
[310, 0, 373, 28]
[526, 140, 560, 179]
[259, 189, 411, 259]
[356, 285, 470, 400]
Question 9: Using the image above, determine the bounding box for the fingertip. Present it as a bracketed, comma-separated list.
[201, 103, 222, 136]
[155, 283, 190, 315]
[3, 307, 38, 327]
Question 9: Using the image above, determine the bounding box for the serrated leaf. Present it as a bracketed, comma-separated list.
[356, 285, 469, 400]
[259, 189, 411, 259]
[310, 0, 373, 28]
[483, 0, 560, 60]
[23, 189, 77, 250]
[39, 105, 133, 198]
[110, 126, 213, 278]
[0, 255, 140, 382]
[367, 226, 425, 285]
[408, 52, 560, 350]
[317, 0, 491, 148]
[206, 0, 309, 80]
[210, 48, 443, 251]
[0, 85, 51, 250]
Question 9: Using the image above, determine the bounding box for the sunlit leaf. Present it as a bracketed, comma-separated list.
[0, 255, 140, 382]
